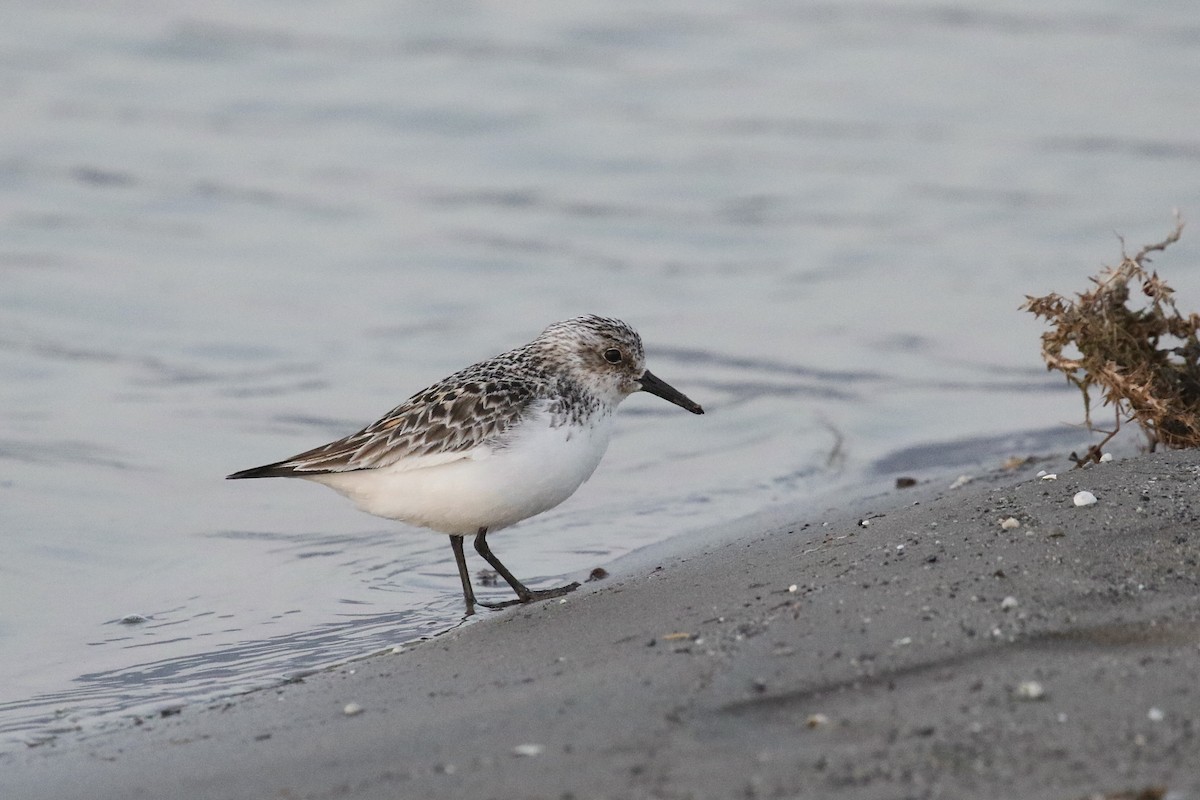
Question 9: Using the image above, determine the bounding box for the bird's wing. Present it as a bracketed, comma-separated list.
[228, 371, 538, 479]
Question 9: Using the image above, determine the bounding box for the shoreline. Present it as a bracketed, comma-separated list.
[4, 449, 1199, 799]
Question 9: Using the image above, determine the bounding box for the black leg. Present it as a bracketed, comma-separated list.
[473, 527, 531, 600]
[449, 535, 476, 616]
[473, 527, 580, 608]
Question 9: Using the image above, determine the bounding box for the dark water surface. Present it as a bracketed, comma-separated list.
[3, 0, 1200, 745]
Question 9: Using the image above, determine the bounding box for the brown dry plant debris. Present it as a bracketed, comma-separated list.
[1023, 218, 1200, 465]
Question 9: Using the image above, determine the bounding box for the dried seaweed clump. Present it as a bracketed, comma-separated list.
[1023, 220, 1200, 463]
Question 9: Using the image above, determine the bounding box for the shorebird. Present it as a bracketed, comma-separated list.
[228, 315, 703, 613]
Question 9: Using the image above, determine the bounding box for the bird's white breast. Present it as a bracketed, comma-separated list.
[307, 405, 616, 535]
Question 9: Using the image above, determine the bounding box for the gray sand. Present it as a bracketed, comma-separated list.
[4, 450, 1199, 799]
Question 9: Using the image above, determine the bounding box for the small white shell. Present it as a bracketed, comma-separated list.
[1000, 517, 1020, 530]
[1015, 681, 1045, 701]
[512, 743, 544, 757]
[1073, 491, 1098, 507]
[343, 702, 364, 716]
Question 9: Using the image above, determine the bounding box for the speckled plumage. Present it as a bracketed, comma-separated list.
[228, 315, 703, 612]
[238, 317, 650, 475]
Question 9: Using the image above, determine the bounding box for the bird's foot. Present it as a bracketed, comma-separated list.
[476, 581, 581, 610]
[522, 581, 581, 602]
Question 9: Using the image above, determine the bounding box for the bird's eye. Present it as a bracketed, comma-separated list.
[603, 348, 622, 364]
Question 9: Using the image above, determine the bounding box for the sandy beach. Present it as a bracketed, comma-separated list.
[3, 448, 1198, 799]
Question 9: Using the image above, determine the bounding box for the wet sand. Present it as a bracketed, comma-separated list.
[3, 449, 1199, 799]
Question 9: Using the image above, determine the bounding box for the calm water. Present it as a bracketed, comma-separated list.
[3, 0, 1200, 746]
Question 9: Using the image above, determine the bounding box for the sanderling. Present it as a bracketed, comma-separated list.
[228, 315, 703, 613]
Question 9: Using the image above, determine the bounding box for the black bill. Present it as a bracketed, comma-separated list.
[638, 370, 704, 414]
